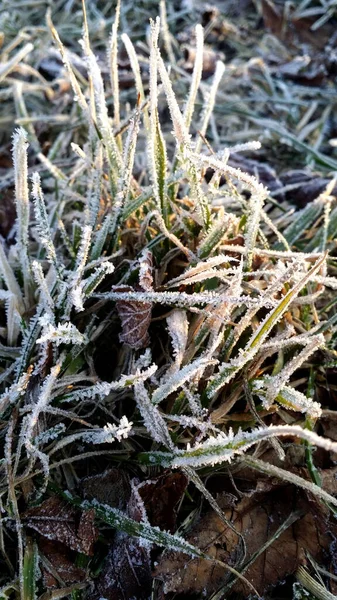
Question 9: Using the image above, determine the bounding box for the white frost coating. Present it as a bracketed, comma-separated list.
[32, 261, 54, 311]
[12, 129, 29, 270]
[31, 172, 58, 270]
[195, 60, 225, 154]
[152, 356, 216, 405]
[97, 289, 276, 309]
[88, 416, 133, 443]
[166, 309, 189, 376]
[167, 425, 337, 468]
[36, 320, 85, 346]
[61, 363, 158, 403]
[184, 23, 204, 130]
[262, 334, 324, 407]
[134, 380, 174, 449]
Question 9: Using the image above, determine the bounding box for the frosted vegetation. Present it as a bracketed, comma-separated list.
[1, 1, 337, 597]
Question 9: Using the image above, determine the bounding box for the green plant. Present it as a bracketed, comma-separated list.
[1, 2, 337, 598]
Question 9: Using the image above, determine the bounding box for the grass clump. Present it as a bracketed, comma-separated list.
[1, 2, 337, 598]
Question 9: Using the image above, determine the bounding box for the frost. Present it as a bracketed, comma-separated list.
[86, 416, 133, 444]
[165, 309, 189, 376]
[36, 320, 85, 347]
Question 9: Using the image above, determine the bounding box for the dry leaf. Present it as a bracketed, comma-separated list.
[24, 496, 98, 555]
[116, 287, 152, 350]
[115, 251, 153, 350]
[39, 539, 86, 588]
[280, 170, 337, 208]
[155, 487, 334, 597]
[92, 536, 151, 600]
[138, 471, 188, 532]
[80, 468, 131, 509]
[91, 480, 152, 600]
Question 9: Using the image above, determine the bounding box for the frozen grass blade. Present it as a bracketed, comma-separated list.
[149, 18, 169, 224]
[183, 23, 204, 131]
[31, 173, 60, 276]
[22, 538, 38, 600]
[12, 127, 30, 300]
[109, 0, 121, 134]
[195, 61, 225, 154]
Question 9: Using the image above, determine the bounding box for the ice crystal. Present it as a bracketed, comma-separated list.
[87, 416, 133, 444]
[36, 320, 85, 347]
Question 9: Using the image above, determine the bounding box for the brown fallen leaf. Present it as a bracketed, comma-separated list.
[39, 539, 86, 588]
[280, 170, 337, 208]
[138, 471, 188, 532]
[24, 496, 98, 555]
[115, 251, 153, 350]
[115, 286, 151, 350]
[91, 480, 152, 600]
[155, 487, 334, 597]
[79, 468, 131, 509]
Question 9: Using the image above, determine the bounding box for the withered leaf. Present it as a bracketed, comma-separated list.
[80, 468, 131, 509]
[91, 480, 152, 600]
[139, 471, 188, 532]
[92, 536, 151, 600]
[116, 294, 151, 350]
[280, 170, 337, 208]
[24, 496, 98, 555]
[39, 539, 86, 588]
[155, 487, 334, 597]
[115, 255, 153, 350]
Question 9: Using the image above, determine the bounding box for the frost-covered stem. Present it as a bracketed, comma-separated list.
[153, 211, 195, 260]
[195, 61, 225, 153]
[31, 173, 61, 276]
[264, 334, 324, 405]
[160, 0, 175, 65]
[12, 128, 31, 300]
[184, 24, 204, 130]
[134, 380, 174, 449]
[121, 33, 149, 130]
[243, 456, 337, 509]
[47, 14, 88, 115]
[109, 0, 121, 133]
[23, 361, 62, 493]
[157, 48, 211, 228]
[32, 261, 54, 313]
[169, 425, 337, 468]
[149, 19, 168, 223]
[4, 417, 24, 597]
[0, 243, 24, 314]
[111, 109, 140, 237]
[95, 289, 274, 308]
[82, 39, 122, 193]
[86, 145, 103, 228]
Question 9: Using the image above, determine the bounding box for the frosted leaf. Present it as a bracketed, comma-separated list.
[0, 242, 25, 314]
[195, 60, 225, 154]
[86, 416, 133, 444]
[61, 363, 157, 403]
[12, 127, 30, 295]
[98, 289, 275, 309]
[31, 172, 59, 272]
[116, 286, 152, 350]
[166, 309, 188, 376]
[134, 380, 173, 449]
[138, 249, 153, 291]
[152, 356, 216, 405]
[183, 23, 204, 130]
[262, 334, 324, 407]
[36, 321, 85, 347]
[149, 425, 337, 469]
